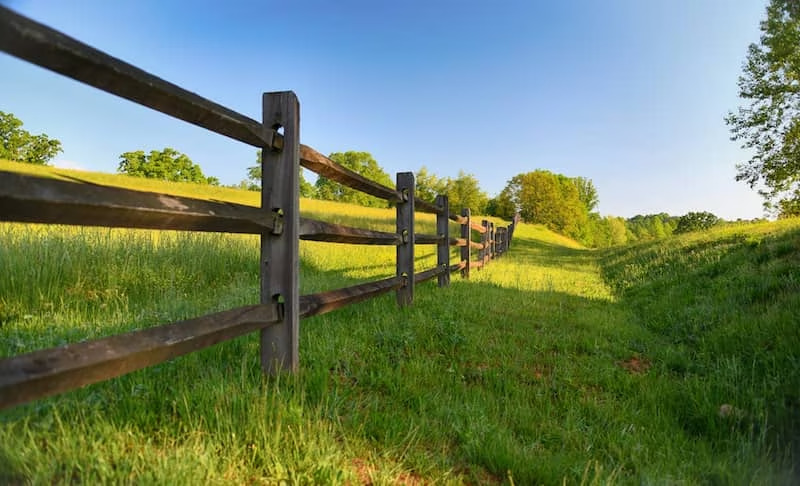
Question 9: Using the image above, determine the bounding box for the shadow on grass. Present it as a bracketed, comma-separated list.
[1, 225, 798, 483]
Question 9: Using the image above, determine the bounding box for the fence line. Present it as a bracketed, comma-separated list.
[0, 6, 516, 410]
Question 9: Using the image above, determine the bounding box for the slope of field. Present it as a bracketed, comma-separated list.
[1, 161, 799, 484]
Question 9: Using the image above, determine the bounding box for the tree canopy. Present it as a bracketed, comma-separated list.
[726, 0, 800, 217]
[117, 148, 219, 185]
[315, 151, 393, 207]
[674, 211, 721, 234]
[0, 111, 62, 165]
[244, 152, 315, 197]
[499, 170, 590, 238]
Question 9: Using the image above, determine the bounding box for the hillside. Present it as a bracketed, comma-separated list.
[1, 162, 799, 484]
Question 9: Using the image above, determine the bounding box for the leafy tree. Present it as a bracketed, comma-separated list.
[414, 166, 447, 203]
[443, 171, 489, 214]
[487, 186, 517, 220]
[674, 211, 721, 234]
[117, 148, 218, 185]
[501, 170, 587, 239]
[0, 111, 62, 165]
[625, 213, 678, 241]
[726, 0, 800, 217]
[573, 177, 599, 213]
[245, 152, 315, 197]
[315, 151, 393, 207]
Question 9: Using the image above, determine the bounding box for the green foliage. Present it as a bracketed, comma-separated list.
[573, 176, 599, 213]
[626, 213, 678, 241]
[315, 151, 393, 207]
[414, 167, 489, 214]
[726, 0, 800, 217]
[0, 111, 62, 165]
[414, 166, 446, 203]
[500, 170, 588, 240]
[442, 170, 488, 214]
[244, 151, 316, 197]
[117, 148, 218, 185]
[2, 163, 799, 483]
[674, 211, 722, 234]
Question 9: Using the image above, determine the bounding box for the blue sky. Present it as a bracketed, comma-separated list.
[1, 0, 768, 219]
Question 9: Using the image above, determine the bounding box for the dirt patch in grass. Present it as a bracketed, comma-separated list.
[618, 356, 651, 374]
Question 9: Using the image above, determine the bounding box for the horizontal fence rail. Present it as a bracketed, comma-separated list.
[0, 6, 517, 410]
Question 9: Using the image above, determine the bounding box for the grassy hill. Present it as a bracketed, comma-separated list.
[1, 160, 799, 484]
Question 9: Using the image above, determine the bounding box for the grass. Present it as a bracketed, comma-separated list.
[1, 159, 799, 484]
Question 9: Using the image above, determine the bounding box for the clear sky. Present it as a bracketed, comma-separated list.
[1, 0, 769, 219]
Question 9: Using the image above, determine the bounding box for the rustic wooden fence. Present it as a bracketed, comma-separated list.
[0, 7, 516, 410]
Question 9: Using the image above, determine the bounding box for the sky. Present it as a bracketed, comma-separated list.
[0, 0, 770, 219]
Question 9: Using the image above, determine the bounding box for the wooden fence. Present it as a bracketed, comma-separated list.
[0, 7, 516, 410]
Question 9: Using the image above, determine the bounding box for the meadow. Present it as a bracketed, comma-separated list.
[1, 159, 799, 484]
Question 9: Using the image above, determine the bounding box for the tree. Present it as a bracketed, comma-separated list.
[414, 166, 447, 203]
[315, 151, 393, 207]
[486, 186, 517, 220]
[674, 211, 721, 234]
[500, 170, 587, 239]
[117, 148, 218, 185]
[572, 177, 599, 213]
[245, 151, 315, 197]
[442, 171, 489, 214]
[726, 0, 800, 217]
[0, 111, 62, 165]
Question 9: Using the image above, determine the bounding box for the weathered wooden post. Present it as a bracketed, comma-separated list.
[435, 194, 450, 287]
[260, 91, 300, 374]
[482, 219, 489, 265]
[396, 172, 415, 306]
[489, 222, 495, 260]
[460, 208, 470, 279]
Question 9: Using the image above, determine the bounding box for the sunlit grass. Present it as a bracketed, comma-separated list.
[2, 161, 799, 484]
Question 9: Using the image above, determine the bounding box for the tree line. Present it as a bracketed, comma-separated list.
[0, 109, 733, 248]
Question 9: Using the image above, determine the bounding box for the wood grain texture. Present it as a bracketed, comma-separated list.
[299, 276, 403, 318]
[0, 170, 274, 233]
[436, 194, 450, 287]
[299, 218, 400, 245]
[460, 208, 471, 279]
[260, 91, 300, 374]
[395, 172, 415, 306]
[0, 305, 280, 410]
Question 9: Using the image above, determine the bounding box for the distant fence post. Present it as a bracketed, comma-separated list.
[435, 194, 450, 287]
[396, 172, 415, 306]
[260, 91, 300, 374]
[460, 208, 470, 279]
[482, 219, 489, 265]
[489, 222, 495, 259]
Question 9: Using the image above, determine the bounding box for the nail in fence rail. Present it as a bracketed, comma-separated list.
[0, 6, 520, 410]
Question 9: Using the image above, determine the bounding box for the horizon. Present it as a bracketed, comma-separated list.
[1, 0, 769, 219]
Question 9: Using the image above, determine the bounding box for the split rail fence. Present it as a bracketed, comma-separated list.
[0, 7, 517, 410]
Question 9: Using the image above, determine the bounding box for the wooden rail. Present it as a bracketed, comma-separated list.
[0, 6, 516, 410]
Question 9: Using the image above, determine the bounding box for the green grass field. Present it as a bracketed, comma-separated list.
[1, 159, 799, 484]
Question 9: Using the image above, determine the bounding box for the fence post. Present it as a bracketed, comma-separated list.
[489, 222, 495, 259]
[435, 194, 450, 287]
[482, 219, 489, 265]
[460, 208, 470, 279]
[396, 172, 415, 306]
[260, 91, 300, 374]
